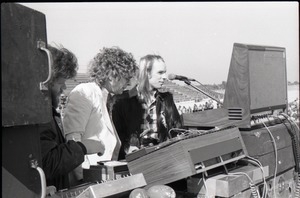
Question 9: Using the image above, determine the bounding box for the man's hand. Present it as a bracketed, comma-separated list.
[81, 139, 105, 155]
[139, 128, 154, 138]
[126, 146, 139, 154]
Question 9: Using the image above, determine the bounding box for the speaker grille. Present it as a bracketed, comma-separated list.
[228, 108, 243, 120]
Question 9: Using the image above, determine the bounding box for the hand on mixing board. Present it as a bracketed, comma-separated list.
[127, 145, 139, 154]
[81, 139, 105, 155]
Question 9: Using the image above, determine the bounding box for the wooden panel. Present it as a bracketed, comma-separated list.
[125, 146, 156, 162]
[128, 142, 195, 187]
[187, 165, 269, 197]
[77, 173, 147, 198]
[182, 108, 234, 128]
[180, 126, 248, 158]
[189, 138, 243, 164]
[1, 3, 51, 127]
[241, 123, 295, 177]
[255, 146, 295, 178]
[188, 167, 295, 198]
[241, 123, 293, 156]
[128, 126, 248, 187]
[83, 163, 129, 182]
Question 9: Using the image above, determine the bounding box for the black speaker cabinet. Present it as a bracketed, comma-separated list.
[2, 3, 51, 197]
[1, 3, 51, 127]
[223, 43, 288, 128]
[182, 43, 288, 129]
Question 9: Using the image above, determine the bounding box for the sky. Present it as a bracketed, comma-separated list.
[21, 2, 299, 84]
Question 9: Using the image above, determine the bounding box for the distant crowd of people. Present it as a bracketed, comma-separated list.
[288, 98, 299, 121]
[61, 93, 299, 122]
[60, 95, 222, 116]
[176, 99, 216, 114]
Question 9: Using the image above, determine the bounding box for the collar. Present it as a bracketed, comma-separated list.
[52, 107, 60, 117]
[137, 89, 159, 106]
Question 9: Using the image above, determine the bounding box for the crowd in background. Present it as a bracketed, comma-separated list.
[288, 98, 299, 121]
[60, 95, 300, 122]
[176, 99, 215, 114]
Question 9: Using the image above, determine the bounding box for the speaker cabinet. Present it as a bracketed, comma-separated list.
[2, 3, 51, 196]
[1, 3, 51, 127]
[223, 43, 288, 128]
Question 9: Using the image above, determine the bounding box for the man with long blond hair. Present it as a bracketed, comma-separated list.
[112, 54, 182, 159]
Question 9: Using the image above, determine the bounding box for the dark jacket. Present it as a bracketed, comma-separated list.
[112, 91, 182, 160]
[40, 108, 87, 190]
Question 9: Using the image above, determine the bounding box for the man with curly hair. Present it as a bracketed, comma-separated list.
[40, 44, 105, 190]
[62, 46, 137, 181]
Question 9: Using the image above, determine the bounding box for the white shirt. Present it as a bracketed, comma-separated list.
[63, 82, 120, 166]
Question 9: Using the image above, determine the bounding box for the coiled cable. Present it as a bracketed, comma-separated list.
[249, 182, 260, 198]
[244, 156, 268, 198]
[276, 113, 300, 197]
[295, 172, 300, 198]
[228, 172, 261, 198]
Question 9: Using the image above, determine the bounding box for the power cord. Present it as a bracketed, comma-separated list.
[262, 121, 278, 198]
[243, 156, 268, 198]
[30, 159, 46, 198]
[228, 172, 260, 198]
[197, 174, 210, 198]
[277, 113, 300, 198]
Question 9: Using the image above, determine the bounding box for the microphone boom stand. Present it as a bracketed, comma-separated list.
[183, 79, 223, 106]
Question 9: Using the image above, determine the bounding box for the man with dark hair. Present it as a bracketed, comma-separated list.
[40, 44, 105, 190]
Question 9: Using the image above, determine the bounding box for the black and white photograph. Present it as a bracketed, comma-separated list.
[2, 2, 299, 198]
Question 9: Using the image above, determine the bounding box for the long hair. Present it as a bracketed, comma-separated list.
[156, 92, 182, 142]
[137, 54, 165, 104]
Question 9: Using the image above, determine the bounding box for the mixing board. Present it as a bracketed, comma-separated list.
[54, 173, 146, 198]
[127, 126, 248, 187]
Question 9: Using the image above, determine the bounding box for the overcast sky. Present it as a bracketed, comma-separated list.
[21, 2, 299, 84]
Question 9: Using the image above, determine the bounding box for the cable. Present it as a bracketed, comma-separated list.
[30, 160, 47, 198]
[275, 114, 300, 197]
[291, 118, 300, 130]
[249, 182, 261, 198]
[228, 172, 260, 198]
[244, 157, 268, 198]
[244, 158, 266, 197]
[280, 112, 299, 134]
[262, 121, 278, 198]
[168, 128, 207, 139]
[278, 113, 299, 142]
[202, 175, 210, 198]
[36, 167, 47, 198]
[168, 128, 190, 138]
[276, 114, 300, 172]
[197, 175, 210, 198]
[295, 172, 300, 198]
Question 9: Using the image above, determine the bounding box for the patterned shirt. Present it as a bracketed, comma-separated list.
[138, 92, 158, 140]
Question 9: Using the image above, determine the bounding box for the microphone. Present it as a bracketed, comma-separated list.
[168, 74, 195, 81]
